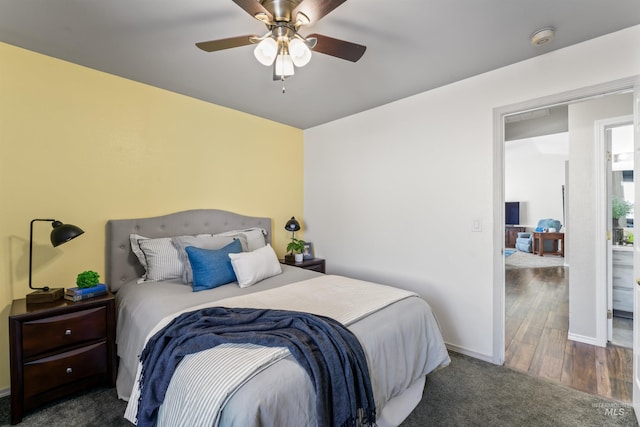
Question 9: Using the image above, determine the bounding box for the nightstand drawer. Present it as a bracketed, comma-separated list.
[22, 307, 107, 358]
[23, 341, 107, 398]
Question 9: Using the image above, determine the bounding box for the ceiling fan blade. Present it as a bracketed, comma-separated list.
[293, 0, 347, 24]
[232, 0, 273, 23]
[196, 35, 258, 52]
[308, 33, 366, 62]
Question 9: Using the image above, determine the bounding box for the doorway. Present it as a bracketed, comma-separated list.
[495, 82, 636, 402]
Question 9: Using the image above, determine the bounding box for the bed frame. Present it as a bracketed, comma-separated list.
[105, 209, 271, 292]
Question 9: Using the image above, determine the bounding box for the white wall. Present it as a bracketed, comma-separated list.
[304, 25, 640, 361]
[567, 95, 634, 339]
[505, 133, 569, 228]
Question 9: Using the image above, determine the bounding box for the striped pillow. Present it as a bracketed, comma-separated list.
[137, 237, 183, 283]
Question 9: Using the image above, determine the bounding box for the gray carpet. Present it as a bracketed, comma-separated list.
[506, 249, 565, 269]
[403, 352, 637, 427]
[0, 352, 636, 426]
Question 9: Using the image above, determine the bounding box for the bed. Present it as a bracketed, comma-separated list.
[106, 209, 449, 426]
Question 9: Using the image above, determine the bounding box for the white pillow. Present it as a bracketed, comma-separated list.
[229, 244, 282, 288]
[217, 228, 267, 252]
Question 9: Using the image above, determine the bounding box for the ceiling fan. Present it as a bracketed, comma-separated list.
[196, 0, 366, 81]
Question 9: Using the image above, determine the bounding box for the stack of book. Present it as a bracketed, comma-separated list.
[64, 283, 108, 302]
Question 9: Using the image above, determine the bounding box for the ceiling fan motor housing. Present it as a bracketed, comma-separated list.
[262, 0, 304, 22]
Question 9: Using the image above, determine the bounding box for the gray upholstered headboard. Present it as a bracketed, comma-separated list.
[105, 209, 272, 292]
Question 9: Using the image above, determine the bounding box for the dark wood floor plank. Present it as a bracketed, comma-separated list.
[595, 346, 613, 398]
[561, 340, 576, 384]
[505, 340, 536, 372]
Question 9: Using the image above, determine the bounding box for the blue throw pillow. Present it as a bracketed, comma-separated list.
[185, 239, 242, 292]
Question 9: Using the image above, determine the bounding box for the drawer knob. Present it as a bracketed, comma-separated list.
[65, 329, 72, 336]
[66, 367, 73, 374]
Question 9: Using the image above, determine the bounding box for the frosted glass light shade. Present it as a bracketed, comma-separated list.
[254, 38, 278, 66]
[275, 53, 295, 77]
[289, 38, 312, 67]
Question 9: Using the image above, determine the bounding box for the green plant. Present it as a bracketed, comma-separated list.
[612, 197, 633, 219]
[286, 238, 306, 254]
[76, 270, 100, 289]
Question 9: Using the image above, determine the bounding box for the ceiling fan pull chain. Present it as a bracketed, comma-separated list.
[282, 75, 286, 94]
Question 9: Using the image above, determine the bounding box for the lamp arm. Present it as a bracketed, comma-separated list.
[29, 219, 56, 291]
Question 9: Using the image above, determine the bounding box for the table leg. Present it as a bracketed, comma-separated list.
[538, 235, 544, 256]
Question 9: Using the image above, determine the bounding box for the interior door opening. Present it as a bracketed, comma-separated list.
[501, 89, 635, 403]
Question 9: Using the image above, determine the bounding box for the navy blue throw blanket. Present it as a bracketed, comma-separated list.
[136, 306, 376, 427]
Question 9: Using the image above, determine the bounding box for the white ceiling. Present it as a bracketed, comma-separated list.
[1, 0, 639, 129]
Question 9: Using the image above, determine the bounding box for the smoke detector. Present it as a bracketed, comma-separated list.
[530, 27, 555, 46]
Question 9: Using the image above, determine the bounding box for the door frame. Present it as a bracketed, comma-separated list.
[492, 76, 637, 364]
[632, 76, 640, 422]
[595, 115, 634, 347]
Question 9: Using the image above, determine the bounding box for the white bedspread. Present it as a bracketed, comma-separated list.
[125, 275, 417, 425]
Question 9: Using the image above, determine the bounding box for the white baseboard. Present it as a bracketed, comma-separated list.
[445, 342, 496, 365]
[567, 332, 601, 346]
[0, 387, 9, 398]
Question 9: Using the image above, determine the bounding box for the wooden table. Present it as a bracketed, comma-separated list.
[532, 232, 564, 257]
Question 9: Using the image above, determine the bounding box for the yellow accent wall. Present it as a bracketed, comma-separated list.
[0, 42, 304, 392]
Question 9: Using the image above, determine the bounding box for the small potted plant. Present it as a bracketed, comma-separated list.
[76, 270, 100, 289]
[612, 197, 633, 245]
[286, 238, 306, 263]
[612, 197, 633, 224]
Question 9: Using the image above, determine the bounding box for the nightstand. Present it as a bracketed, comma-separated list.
[281, 258, 326, 273]
[9, 293, 116, 424]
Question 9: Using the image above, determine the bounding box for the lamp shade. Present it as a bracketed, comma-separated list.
[254, 37, 278, 66]
[285, 217, 301, 232]
[29, 218, 85, 296]
[50, 221, 84, 247]
[289, 38, 312, 67]
[275, 52, 295, 77]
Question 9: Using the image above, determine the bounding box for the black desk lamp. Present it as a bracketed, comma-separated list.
[284, 216, 300, 264]
[27, 219, 84, 303]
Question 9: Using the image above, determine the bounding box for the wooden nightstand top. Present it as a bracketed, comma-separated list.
[10, 292, 115, 319]
[280, 258, 326, 273]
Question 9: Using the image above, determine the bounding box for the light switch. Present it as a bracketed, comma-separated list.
[472, 219, 482, 232]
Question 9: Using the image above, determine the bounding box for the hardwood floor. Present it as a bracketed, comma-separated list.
[504, 265, 633, 402]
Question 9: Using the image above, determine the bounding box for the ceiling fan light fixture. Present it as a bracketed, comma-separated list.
[289, 38, 312, 67]
[275, 52, 295, 77]
[254, 37, 278, 66]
